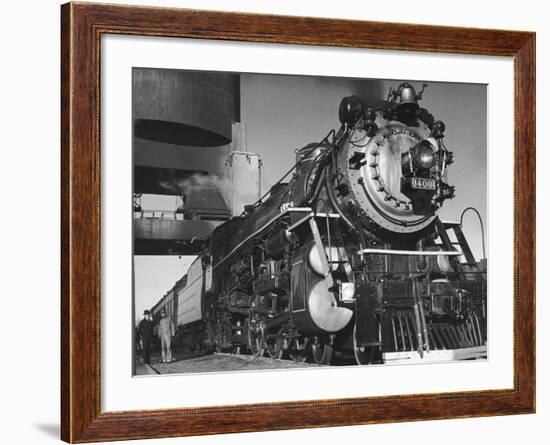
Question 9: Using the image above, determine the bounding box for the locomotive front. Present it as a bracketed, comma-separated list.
[333, 82, 455, 237]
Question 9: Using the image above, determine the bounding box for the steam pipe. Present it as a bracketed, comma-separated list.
[324, 166, 356, 232]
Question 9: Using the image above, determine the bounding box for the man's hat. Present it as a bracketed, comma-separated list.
[143, 309, 150, 315]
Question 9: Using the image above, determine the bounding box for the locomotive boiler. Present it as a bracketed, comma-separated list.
[155, 82, 487, 366]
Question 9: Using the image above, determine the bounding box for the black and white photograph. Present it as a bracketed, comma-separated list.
[132, 68, 487, 376]
[3, 0, 545, 443]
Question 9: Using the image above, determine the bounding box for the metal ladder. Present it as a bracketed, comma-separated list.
[435, 218, 481, 274]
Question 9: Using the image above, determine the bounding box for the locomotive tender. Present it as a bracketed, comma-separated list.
[150, 82, 487, 366]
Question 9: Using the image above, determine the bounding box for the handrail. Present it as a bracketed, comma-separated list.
[359, 248, 463, 256]
[460, 207, 486, 260]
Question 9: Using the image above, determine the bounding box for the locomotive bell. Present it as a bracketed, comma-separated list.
[396, 83, 418, 107]
[395, 82, 420, 123]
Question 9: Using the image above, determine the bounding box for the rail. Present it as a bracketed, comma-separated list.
[134, 210, 182, 220]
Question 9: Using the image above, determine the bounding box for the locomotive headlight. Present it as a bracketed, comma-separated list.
[338, 95, 365, 126]
[412, 140, 436, 170]
[340, 282, 356, 302]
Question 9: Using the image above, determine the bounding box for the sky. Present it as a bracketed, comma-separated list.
[134, 255, 196, 321]
[134, 73, 487, 315]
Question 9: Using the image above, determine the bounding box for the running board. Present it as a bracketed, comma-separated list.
[382, 345, 486, 364]
[359, 248, 463, 256]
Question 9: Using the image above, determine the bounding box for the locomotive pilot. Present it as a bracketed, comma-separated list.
[158, 309, 176, 363]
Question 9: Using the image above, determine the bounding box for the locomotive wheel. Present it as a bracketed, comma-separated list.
[265, 329, 284, 360]
[353, 324, 381, 365]
[289, 337, 309, 363]
[247, 315, 265, 357]
[311, 338, 334, 365]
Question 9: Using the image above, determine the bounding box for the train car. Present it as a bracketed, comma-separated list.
[172, 257, 210, 351]
[150, 82, 487, 366]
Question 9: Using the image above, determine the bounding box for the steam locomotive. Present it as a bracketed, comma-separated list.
[150, 82, 487, 366]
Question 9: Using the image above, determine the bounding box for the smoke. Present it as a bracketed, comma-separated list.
[175, 172, 250, 215]
[175, 173, 229, 207]
[176, 173, 227, 195]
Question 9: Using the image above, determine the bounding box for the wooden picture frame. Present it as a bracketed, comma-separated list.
[61, 2, 535, 442]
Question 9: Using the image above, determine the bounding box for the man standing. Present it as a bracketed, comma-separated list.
[138, 310, 154, 365]
[158, 309, 175, 363]
[135, 325, 142, 353]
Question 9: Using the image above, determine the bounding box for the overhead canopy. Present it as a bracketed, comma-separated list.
[133, 137, 228, 175]
[133, 219, 222, 255]
[133, 68, 240, 147]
